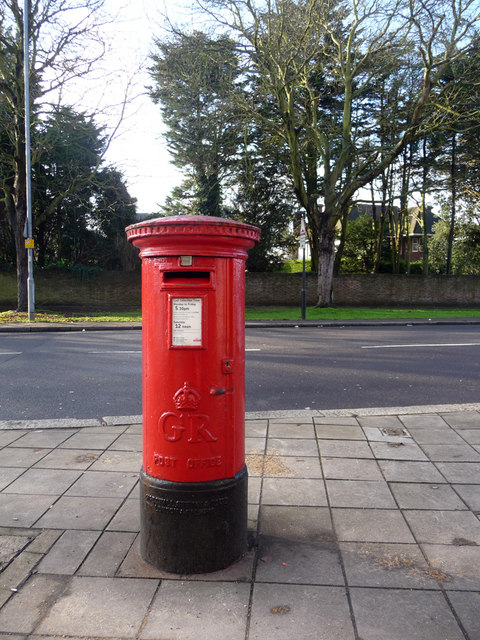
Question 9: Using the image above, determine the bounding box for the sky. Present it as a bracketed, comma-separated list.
[84, 0, 191, 214]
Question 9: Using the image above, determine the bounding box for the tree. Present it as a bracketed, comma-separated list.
[430, 197, 480, 275]
[149, 31, 242, 217]
[200, 0, 480, 304]
[233, 136, 296, 271]
[340, 212, 377, 273]
[0, 0, 108, 310]
[32, 107, 136, 269]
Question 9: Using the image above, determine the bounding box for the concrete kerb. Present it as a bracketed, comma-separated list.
[1, 317, 480, 332]
[1, 403, 480, 430]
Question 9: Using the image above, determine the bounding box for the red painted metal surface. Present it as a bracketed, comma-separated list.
[126, 216, 260, 482]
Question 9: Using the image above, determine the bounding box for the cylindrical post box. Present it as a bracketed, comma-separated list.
[126, 215, 260, 574]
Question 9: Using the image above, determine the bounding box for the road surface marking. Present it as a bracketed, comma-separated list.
[88, 348, 262, 354]
[0, 352, 22, 355]
[87, 350, 142, 354]
[362, 343, 480, 349]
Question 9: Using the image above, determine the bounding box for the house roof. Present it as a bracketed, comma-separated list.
[351, 203, 437, 235]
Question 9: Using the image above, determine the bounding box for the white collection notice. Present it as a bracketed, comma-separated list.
[171, 298, 203, 346]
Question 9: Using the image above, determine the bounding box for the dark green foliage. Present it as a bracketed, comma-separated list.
[150, 32, 242, 217]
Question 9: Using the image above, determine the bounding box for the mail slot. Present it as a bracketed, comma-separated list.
[126, 215, 260, 574]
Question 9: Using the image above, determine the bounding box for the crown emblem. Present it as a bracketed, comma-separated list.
[173, 382, 201, 410]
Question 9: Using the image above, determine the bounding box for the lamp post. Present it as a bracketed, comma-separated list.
[24, 0, 35, 321]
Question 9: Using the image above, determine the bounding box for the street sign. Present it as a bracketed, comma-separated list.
[299, 216, 306, 248]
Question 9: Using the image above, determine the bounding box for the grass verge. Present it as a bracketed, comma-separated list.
[0, 309, 142, 323]
[245, 307, 480, 320]
[1, 307, 480, 323]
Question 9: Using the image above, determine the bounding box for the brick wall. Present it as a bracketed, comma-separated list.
[1, 271, 479, 309]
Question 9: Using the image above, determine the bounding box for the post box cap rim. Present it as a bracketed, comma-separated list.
[126, 215, 260, 240]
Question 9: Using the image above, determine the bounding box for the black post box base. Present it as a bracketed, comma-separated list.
[139, 466, 248, 574]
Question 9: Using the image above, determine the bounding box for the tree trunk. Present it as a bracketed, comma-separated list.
[316, 217, 336, 306]
[15, 220, 28, 312]
[14, 118, 29, 311]
[333, 203, 350, 275]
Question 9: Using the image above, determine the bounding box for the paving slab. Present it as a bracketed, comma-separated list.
[33, 448, 101, 470]
[140, 581, 250, 640]
[249, 584, 355, 640]
[448, 591, 480, 638]
[459, 429, 480, 445]
[422, 544, 480, 591]
[34, 496, 123, 530]
[350, 588, 465, 640]
[325, 479, 396, 509]
[267, 422, 316, 438]
[261, 477, 327, 506]
[267, 437, 318, 457]
[0, 431, 28, 447]
[36, 576, 158, 638]
[259, 505, 335, 545]
[370, 441, 428, 461]
[314, 423, 366, 440]
[314, 416, 360, 426]
[403, 509, 480, 545]
[323, 457, 383, 481]
[340, 542, 441, 589]
[65, 470, 138, 498]
[0, 549, 42, 593]
[0, 447, 51, 467]
[88, 450, 142, 472]
[8, 429, 77, 448]
[245, 437, 265, 454]
[2, 468, 81, 496]
[106, 498, 140, 532]
[389, 482, 468, 510]
[58, 431, 122, 450]
[0, 468, 27, 491]
[107, 433, 142, 451]
[0, 494, 53, 527]
[37, 530, 100, 574]
[421, 544, 480, 590]
[400, 413, 451, 429]
[0, 574, 69, 634]
[419, 443, 480, 462]
[378, 460, 447, 483]
[452, 484, 480, 510]
[260, 454, 323, 478]
[255, 536, 344, 585]
[405, 427, 466, 444]
[244, 420, 268, 438]
[435, 461, 480, 483]
[332, 508, 415, 543]
[442, 411, 480, 429]
[318, 440, 374, 458]
[77, 531, 137, 576]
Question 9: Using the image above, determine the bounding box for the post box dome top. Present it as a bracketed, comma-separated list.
[126, 215, 260, 259]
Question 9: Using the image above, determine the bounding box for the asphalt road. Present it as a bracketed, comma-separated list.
[0, 324, 479, 421]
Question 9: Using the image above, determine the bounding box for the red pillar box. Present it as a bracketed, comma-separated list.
[126, 215, 260, 574]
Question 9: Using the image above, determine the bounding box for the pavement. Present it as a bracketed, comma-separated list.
[0, 404, 479, 639]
